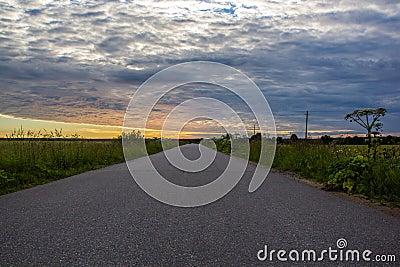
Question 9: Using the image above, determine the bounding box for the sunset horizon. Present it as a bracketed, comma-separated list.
[1, 112, 398, 140]
[1, 1, 398, 139]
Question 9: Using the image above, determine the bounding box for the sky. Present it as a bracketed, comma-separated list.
[0, 0, 399, 138]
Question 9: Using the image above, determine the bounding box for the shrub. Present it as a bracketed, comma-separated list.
[324, 155, 371, 194]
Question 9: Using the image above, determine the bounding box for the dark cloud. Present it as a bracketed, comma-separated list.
[71, 11, 105, 17]
[0, 61, 91, 81]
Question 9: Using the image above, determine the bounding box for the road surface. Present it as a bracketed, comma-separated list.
[1, 144, 399, 266]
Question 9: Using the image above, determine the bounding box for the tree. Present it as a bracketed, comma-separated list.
[321, 135, 332, 144]
[250, 132, 261, 141]
[344, 108, 387, 152]
[290, 133, 298, 142]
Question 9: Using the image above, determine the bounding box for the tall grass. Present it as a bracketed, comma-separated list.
[0, 140, 125, 195]
[272, 143, 337, 181]
[0, 128, 169, 195]
[272, 143, 400, 205]
[212, 136, 400, 205]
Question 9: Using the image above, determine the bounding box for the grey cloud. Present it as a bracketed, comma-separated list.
[0, 0, 398, 135]
[0, 61, 91, 81]
[71, 11, 105, 17]
[97, 36, 128, 53]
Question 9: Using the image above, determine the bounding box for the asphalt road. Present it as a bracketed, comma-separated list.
[1, 144, 399, 266]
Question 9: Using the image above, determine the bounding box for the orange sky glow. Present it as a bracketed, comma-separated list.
[1, 113, 380, 140]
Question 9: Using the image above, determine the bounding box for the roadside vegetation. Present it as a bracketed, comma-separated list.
[0, 128, 165, 195]
[0, 127, 200, 195]
[210, 135, 400, 206]
[212, 107, 400, 206]
[0, 139, 124, 195]
[273, 142, 400, 205]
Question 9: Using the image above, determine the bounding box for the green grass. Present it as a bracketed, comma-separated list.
[0, 140, 125, 195]
[0, 139, 170, 195]
[0, 133, 196, 196]
[272, 142, 400, 205]
[212, 136, 400, 206]
[272, 143, 336, 181]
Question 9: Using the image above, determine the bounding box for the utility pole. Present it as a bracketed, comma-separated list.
[253, 124, 256, 136]
[305, 110, 309, 140]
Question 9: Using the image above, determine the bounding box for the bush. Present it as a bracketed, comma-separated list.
[212, 134, 231, 154]
[324, 155, 371, 194]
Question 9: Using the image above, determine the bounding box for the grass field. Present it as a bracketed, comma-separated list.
[268, 141, 400, 205]
[0, 140, 123, 195]
[0, 132, 197, 195]
[0, 138, 169, 195]
[211, 136, 400, 206]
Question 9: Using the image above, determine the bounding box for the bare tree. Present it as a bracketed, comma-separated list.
[344, 108, 387, 153]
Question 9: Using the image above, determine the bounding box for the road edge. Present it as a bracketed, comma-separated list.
[271, 168, 400, 218]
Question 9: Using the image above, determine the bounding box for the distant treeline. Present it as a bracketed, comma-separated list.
[0, 138, 117, 142]
[2, 135, 398, 145]
[0, 137, 204, 144]
[322, 135, 400, 145]
[276, 135, 400, 145]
